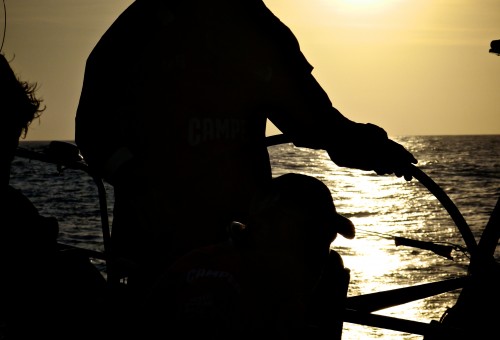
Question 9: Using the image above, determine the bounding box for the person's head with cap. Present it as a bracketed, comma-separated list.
[272, 172, 355, 240]
[237, 173, 354, 300]
[242, 173, 354, 245]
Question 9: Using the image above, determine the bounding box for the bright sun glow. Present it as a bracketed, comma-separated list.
[341, 0, 380, 5]
[321, 0, 404, 15]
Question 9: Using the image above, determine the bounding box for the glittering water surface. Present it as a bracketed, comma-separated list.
[11, 135, 500, 339]
[272, 135, 500, 339]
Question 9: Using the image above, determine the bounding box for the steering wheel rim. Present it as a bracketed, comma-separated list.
[266, 134, 482, 258]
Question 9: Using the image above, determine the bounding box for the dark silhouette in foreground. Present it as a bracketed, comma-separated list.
[0, 54, 107, 340]
[138, 173, 353, 340]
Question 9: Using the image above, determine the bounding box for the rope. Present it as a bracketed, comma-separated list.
[0, 0, 6, 52]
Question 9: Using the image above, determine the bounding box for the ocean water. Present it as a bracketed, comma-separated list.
[10, 135, 500, 339]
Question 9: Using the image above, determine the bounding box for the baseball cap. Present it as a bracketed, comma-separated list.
[271, 173, 355, 240]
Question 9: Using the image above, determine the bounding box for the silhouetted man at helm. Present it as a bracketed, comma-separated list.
[75, 0, 417, 292]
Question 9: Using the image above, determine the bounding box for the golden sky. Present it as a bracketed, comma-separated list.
[3, 0, 500, 141]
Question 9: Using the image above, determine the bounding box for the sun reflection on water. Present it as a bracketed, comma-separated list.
[270, 144, 475, 339]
